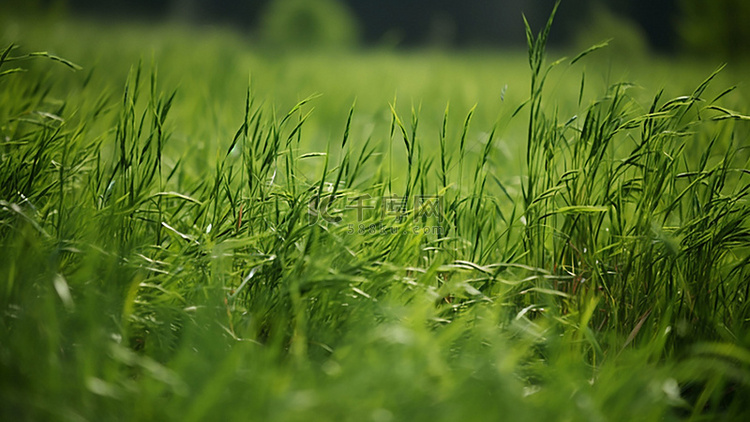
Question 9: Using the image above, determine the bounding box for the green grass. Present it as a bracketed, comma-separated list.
[3, 5, 750, 421]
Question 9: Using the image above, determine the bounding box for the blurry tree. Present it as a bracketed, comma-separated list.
[574, 2, 649, 59]
[15, 0, 735, 55]
[678, 0, 750, 59]
[259, 0, 360, 50]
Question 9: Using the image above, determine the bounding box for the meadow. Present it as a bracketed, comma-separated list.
[2, 6, 750, 421]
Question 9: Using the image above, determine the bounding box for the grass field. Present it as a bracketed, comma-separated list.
[3, 6, 750, 421]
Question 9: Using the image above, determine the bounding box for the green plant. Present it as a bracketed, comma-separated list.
[259, 0, 360, 50]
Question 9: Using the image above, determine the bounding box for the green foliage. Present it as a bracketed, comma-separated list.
[259, 0, 360, 50]
[679, 0, 750, 59]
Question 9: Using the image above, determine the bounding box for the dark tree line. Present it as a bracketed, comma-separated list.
[4, 0, 718, 53]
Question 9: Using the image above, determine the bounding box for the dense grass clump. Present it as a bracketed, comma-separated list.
[2, 6, 750, 421]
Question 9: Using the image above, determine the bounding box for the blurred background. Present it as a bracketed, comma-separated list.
[3, 0, 749, 59]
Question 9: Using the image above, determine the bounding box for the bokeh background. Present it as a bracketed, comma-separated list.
[3, 0, 749, 59]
